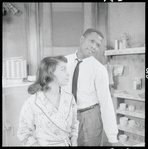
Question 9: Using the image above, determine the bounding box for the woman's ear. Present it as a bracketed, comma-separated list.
[80, 36, 84, 44]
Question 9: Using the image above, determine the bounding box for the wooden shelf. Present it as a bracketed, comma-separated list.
[116, 108, 145, 119]
[114, 92, 145, 102]
[104, 47, 145, 56]
[118, 124, 144, 136]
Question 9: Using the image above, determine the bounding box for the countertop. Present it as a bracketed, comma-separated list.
[2, 79, 34, 88]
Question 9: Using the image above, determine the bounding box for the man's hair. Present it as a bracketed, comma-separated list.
[83, 28, 104, 39]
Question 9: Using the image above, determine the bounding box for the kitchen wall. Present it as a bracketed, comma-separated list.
[107, 2, 145, 95]
[2, 3, 83, 75]
[52, 11, 83, 47]
[107, 2, 145, 49]
[3, 3, 28, 60]
[3, 2, 145, 66]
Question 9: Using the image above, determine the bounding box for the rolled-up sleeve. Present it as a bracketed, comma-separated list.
[17, 100, 37, 146]
[95, 66, 118, 143]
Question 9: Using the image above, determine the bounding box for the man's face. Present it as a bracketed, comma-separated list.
[79, 32, 103, 59]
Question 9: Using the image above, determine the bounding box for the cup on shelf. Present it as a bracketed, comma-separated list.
[27, 75, 36, 82]
[128, 105, 135, 111]
[119, 134, 128, 143]
[119, 117, 128, 126]
[128, 120, 135, 128]
[119, 103, 126, 110]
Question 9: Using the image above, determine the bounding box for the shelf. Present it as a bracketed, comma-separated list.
[114, 92, 145, 102]
[121, 140, 144, 146]
[118, 124, 144, 136]
[116, 108, 145, 119]
[104, 47, 145, 56]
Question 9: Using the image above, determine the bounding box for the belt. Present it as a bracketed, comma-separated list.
[77, 103, 99, 113]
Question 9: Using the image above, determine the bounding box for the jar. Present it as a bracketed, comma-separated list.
[128, 105, 135, 111]
[119, 103, 126, 110]
[119, 117, 128, 126]
[128, 120, 135, 128]
[119, 40, 123, 49]
[115, 39, 119, 50]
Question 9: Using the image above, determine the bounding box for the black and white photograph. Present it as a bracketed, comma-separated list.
[2, 2, 145, 147]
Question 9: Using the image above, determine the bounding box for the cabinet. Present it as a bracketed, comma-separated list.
[2, 81, 32, 146]
[114, 90, 145, 146]
[104, 47, 145, 146]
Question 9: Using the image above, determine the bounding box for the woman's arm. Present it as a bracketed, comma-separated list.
[17, 99, 39, 146]
[70, 96, 79, 146]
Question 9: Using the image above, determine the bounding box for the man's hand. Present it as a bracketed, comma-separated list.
[71, 140, 77, 146]
[71, 136, 77, 146]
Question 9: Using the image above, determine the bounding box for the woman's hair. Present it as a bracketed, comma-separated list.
[83, 28, 104, 39]
[28, 55, 67, 94]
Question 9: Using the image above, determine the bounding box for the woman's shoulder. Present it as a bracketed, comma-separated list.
[25, 93, 37, 104]
[62, 88, 72, 95]
[61, 88, 74, 99]
[61, 89, 76, 105]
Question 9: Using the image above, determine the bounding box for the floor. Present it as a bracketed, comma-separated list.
[103, 142, 112, 146]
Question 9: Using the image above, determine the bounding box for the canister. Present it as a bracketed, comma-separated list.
[132, 77, 142, 90]
[115, 39, 119, 50]
[128, 120, 135, 128]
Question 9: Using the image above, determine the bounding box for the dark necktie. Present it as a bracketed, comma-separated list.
[72, 59, 82, 102]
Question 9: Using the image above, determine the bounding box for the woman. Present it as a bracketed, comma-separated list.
[17, 56, 79, 146]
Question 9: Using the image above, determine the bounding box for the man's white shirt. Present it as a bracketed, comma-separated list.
[63, 51, 119, 143]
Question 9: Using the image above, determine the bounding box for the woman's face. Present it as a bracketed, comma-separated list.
[53, 61, 69, 86]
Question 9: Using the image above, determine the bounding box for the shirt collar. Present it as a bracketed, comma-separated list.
[74, 50, 93, 63]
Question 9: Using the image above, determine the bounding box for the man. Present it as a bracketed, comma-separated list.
[63, 28, 122, 146]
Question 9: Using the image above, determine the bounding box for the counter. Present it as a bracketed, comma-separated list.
[2, 79, 34, 88]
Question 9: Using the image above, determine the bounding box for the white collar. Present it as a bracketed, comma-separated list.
[74, 50, 93, 63]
